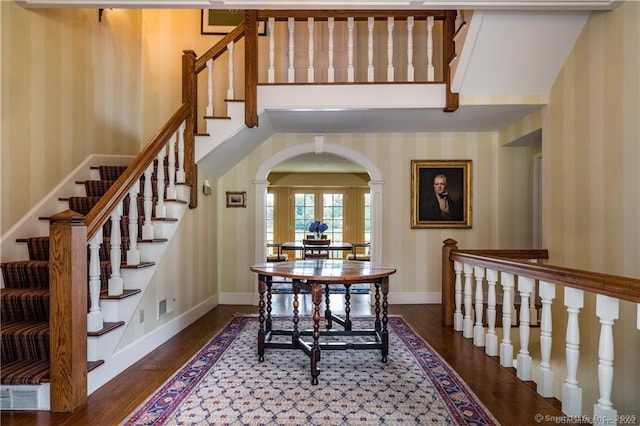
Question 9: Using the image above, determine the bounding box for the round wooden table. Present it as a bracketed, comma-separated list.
[250, 259, 397, 385]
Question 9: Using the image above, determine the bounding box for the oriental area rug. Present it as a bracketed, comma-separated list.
[122, 316, 498, 425]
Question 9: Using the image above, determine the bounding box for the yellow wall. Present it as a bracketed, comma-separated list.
[543, 1, 639, 412]
[1, 4, 143, 234]
[217, 131, 508, 298]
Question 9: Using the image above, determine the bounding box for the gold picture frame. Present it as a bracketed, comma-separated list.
[411, 160, 472, 229]
[226, 191, 246, 208]
[201, 10, 266, 36]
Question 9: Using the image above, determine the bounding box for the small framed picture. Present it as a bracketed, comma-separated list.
[226, 191, 246, 208]
[411, 160, 472, 229]
[201, 10, 266, 36]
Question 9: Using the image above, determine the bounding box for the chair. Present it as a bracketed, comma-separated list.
[266, 243, 289, 262]
[347, 242, 370, 261]
[302, 239, 330, 259]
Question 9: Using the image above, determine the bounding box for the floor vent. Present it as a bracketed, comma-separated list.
[0, 385, 50, 410]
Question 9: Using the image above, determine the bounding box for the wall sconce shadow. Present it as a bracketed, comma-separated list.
[202, 179, 212, 196]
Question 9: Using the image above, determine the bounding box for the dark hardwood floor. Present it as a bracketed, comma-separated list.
[2, 294, 564, 425]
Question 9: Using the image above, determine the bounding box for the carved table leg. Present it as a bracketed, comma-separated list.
[311, 282, 322, 385]
[258, 275, 266, 362]
[292, 280, 300, 344]
[344, 284, 352, 331]
[374, 282, 381, 333]
[266, 278, 272, 333]
[324, 284, 332, 329]
[381, 277, 389, 363]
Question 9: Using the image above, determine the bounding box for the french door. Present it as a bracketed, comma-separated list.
[293, 190, 345, 244]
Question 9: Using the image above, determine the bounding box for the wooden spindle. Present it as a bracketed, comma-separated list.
[562, 287, 584, 416]
[107, 202, 123, 296]
[126, 186, 140, 265]
[142, 164, 154, 240]
[327, 17, 335, 83]
[287, 17, 295, 83]
[407, 16, 414, 82]
[516, 276, 533, 381]
[227, 41, 235, 99]
[453, 260, 463, 331]
[206, 58, 213, 116]
[367, 17, 374, 82]
[307, 17, 314, 83]
[593, 295, 619, 424]
[387, 17, 394, 82]
[500, 272, 515, 367]
[463, 262, 473, 339]
[427, 16, 435, 82]
[268, 17, 275, 83]
[537, 280, 556, 397]
[347, 17, 354, 82]
[485, 268, 498, 356]
[473, 265, 485, 347]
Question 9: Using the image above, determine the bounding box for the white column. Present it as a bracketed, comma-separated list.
[287, 17, 295, 83]
[463, 262, 473, 339]
[426, 16, 435, 82]
[307, 17, 314, 83]
[516, 276, 533, 381]
[327, 17, 335, 83]
[367, 17, 374, 82]
[537, 280, 556, 397]
[406, 17, 414, 82]
[226, 41, 235, 99]
[453, 261, 463, 331]
[485, 268, 498, 356]
[386, 17, 394, 82]
[107, 203, 123, 296]
[268, 17, 275, 83]
[500, 272, 515, 367]
[142, 164, 154, 240]
[562, 287, 584, 416]
[206, 58, 213, 116]
[166, 131, 177, 200]
[126, 187, 140, 265]
[87, 229, 103, 332]
[473, 265, 485, 347]
[347, 17, 355, 83]
[155, 150, 166, 218]
[593, 295, 619, 425]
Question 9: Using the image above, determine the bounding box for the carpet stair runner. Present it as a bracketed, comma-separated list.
[0, 162, 170, 387]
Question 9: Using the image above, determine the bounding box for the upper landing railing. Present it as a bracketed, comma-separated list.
[441, 239, 640, 424]
[190, 9, 460, 130]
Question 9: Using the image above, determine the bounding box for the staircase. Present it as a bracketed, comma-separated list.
[0, 150, 192, 410]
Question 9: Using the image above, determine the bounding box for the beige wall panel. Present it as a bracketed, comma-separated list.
[543, 2, 639, 412]
[1, 4, 142, 234]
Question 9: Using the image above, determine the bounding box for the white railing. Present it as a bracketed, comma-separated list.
[443, 241, 640, 426]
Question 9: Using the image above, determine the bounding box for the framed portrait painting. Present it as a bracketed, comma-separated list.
[411, 160, 472, 229]
[201, 10, 266, 36]
[226, 191, 246, 208]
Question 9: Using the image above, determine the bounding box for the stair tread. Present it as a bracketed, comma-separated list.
[88, 321, 125, 337]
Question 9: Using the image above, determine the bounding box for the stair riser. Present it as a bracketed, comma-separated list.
[0, 291, 50, 321]
[1, 324, 50, 362]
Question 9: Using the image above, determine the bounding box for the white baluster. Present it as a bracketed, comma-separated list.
[126, 187, 140, 265]
[463, 263, 473, 339]
[426, 16, 435, 82]
[386, 17, 394, 82]
[517, 276, 533, 381]
[166, 131, 177, 200]
[107, 202, 123, 296]
[485, 268, 498, 356]
[500, 272, 515, 367]
[456, 10, 464, 31]
[537, 280, 556, 397]
[227, 41, 235, 99]
[268, 17, 275, 83]
[593, 295, 619, 425]
[406, 17, 414, 82]
[155, 150, 166, 218]
[453, 261, 463, 331]
[176, 122, 185, 183]
[307, 17, 314, 83]
[142, 164, 154, 240]
[206, 58, 213, 116]
[87, 229, 103, 332]
[562, 287, 584, 416]
[287, 17, 295, 83]
[327, 17, 335, 83]
[367, 17, 374, 82]
[347, 17, 354, 83]
[473, 266, 485, 347]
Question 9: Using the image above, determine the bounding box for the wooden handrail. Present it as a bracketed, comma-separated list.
[83, 102, 191, 240]
[195, 24, 246, 73]
[257, 10, 448, 20]
[451, 251, 640, 304]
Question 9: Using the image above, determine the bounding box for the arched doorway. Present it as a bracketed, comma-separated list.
[253, 139, 384, 266]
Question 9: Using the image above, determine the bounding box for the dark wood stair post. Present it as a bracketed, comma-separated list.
[49, 210, 88, 412]
[441, 238, 458, 327]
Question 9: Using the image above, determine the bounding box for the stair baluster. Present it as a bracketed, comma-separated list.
[107, 202, 124, 296]
[126, 186, 141, 265]
[87, 228, 104, 332]
[142, 165, 154, 240]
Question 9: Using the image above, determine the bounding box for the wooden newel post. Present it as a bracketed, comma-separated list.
[441, 238, 458, 326]
[244, 9, 258, 128]
[182, 49, 198, 209]
[49, 210, 88, 412]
